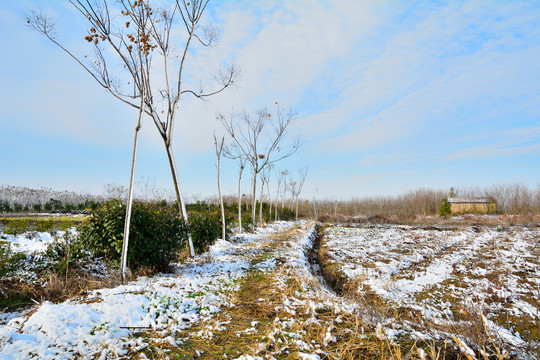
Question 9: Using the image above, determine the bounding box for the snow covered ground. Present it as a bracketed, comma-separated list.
[2, 220, 538, 359]
[0, 221, 334, 359]
[1, 230, 66, 255]
[321, 223, 540, 356]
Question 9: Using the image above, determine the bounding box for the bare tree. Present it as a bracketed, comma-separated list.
[27, 1, 239, 262]
[220, 105, 299, 230]
[274, 169, 288, 221]
[311, 188, 319, 219]
[103, 183, 129, 201]
[136, 177, 158, 202]
[213, 134, 226, 241]
[287, 168, 308, 221]
[120, 98, 144, 281]
[235, 157, 247, 233]
[258, 166, 271, 226]
[265, 165, 274, 222]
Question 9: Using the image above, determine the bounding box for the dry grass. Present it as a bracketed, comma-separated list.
[301, 183, 540, 220]
[136, 221, 537, 359]
[4, 221, 534, 358]
[317, 213, 540, 228]
[317, 222, 540, 359]
[126, 223, 488, 360]
[0, 268, 121, 314]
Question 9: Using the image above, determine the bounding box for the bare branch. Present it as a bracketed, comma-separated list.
[194, 23, 221, 46]
[25, 9, 58, 39]
[220, 105, 299, 228]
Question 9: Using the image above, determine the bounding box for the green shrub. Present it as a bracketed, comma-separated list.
[241, 213, 253, 232]
[78, 200, 125, 260]
[439, 198, 452, 217]
[35, 218, 56, 233]
[188, 212, 223, 254]
[5, 219, 30, 235]
[79, 200, 188, 271]
[0, 240, 11, 276]
[64, 203, 75, 212]
[88, 201, 100, 210]
[45, 230, 87, 275]
[0, 240, 26, 277]
[44, 202, 53, 212]
[274, 207, 296, 221]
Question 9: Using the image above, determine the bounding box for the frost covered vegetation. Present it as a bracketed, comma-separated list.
[1, 217, 538, 359]
[320, 223, 540, 358]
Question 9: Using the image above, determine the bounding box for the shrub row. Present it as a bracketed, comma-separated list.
[79, 200, 229, 272]
[0, 217, 86, 235]
[0, 199, 101, 214]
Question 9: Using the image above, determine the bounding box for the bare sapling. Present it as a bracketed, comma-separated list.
[224, 143, 247, 234]
[236, 157, 246, 233]
[258, 166, 271, 226]
[120, 97, 145, 282]
[213, 134, 226, 241]
[275, 169, 288, 221]
[27, 0, 239, 260]
[288, 180, 296, 210]
[287, 168, 307, 221]
[266, 165, 274, 222]
[311, 189, 319, 219]
[281, 172, 288, 212]
[220, 104, 299, 230]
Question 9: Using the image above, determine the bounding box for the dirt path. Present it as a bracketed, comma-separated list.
[150, 222, 459, 360]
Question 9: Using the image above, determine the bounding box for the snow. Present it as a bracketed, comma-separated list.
[0, 223, 291, 359]
[2, 231, 60, 255]
[321, 223, 540, 356]
[1, 220, 538, 358]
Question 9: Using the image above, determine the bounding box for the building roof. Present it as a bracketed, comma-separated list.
[448, 197, 496, 204]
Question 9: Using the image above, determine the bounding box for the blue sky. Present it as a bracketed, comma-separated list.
[1, 0, 539, 200]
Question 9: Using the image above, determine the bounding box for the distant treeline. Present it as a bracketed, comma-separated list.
[0, 185, 297, 223]
[0, 185, 105, 214]
[300, 183, 540, 219]
[2, 183, 539, 218]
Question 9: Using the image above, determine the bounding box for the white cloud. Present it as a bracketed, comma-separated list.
[3, 0, 540, 197]
[296, 1, 540, 156]
[447, 126, 540, 160]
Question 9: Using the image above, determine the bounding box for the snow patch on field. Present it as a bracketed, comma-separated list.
[1, 230, 72, 255]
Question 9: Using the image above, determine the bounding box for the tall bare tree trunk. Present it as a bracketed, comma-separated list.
[215, 135, 226, 241]
[251, 173, 257, 231]
[165, 144, 195, 257]
[217, 160, 225, 241]
[237, 165, 244, 234]
[295, 196, 299, 221]
[259, 181, 265, 226]
[267, 179, 273, 222]
[120, 102, 144, 283]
